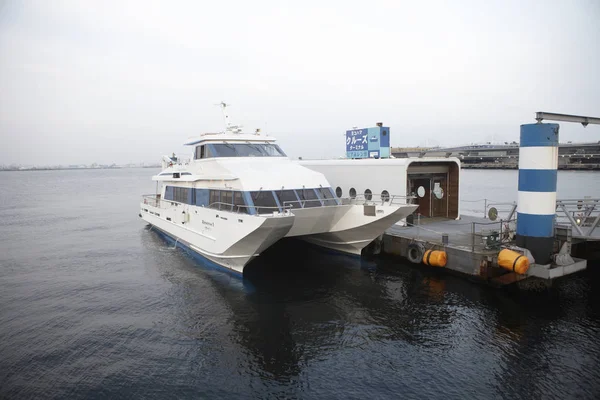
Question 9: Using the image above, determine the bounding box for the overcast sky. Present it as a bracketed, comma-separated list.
[1, 0, 599, 165]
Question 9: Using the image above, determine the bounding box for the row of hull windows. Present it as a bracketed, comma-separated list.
[163, 186, 339, 214]
[335, 186, 390, 201]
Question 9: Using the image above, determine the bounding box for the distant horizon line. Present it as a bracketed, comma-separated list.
[0, 164, 161, 171]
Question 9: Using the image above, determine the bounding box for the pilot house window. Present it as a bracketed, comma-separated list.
[195, 145, 205, 159]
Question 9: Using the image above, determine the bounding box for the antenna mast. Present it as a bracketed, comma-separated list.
[216, 101, 243, 134]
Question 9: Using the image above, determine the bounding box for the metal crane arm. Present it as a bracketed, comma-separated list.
[535, 112, 600, 127]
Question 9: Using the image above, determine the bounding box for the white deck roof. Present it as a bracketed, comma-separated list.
[184, 133, 277, 146]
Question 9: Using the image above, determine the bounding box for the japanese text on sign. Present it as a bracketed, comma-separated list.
[345, 129, 368, 152]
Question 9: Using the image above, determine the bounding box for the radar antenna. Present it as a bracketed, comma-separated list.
[215, 101, 243, 134]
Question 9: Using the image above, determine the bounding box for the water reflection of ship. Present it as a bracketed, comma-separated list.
[144, 235, 418, 378]
[158, 233, 468, 353]
[197, 240, 466, 370]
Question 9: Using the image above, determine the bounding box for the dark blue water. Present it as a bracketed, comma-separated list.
[1, 169, 599, 399]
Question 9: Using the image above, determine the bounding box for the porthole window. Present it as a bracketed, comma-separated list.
[349, 188, 357, 199]
[335, 186, 343, 198]
[381, 190, 390, 202]
[433, 184, 444, 199]
[364, 189, 372, 201]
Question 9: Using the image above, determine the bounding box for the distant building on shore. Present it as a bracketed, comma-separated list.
[391, 141, 600, 170]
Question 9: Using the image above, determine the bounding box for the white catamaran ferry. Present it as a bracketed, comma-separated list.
[140, 104, 418, 274]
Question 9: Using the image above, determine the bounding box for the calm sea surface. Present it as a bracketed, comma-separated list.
[1, 168, 599, 399]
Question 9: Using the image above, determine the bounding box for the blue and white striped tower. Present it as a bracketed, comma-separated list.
[516, 123, 559, 264]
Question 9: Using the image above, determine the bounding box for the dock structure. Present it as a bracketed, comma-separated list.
[381, 112, 600, 288]
[303, 113, 599, 288]
[381, 214, 590, 288]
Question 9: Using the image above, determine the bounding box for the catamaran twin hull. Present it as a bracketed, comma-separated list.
[140, 199, 418, 274]
[283, 203, 418, 255]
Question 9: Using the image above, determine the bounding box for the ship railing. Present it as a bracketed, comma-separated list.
[207, 202, 293, 216]
[142, 194, 162, 208]
[281, 194, 415, 209]
[142, 195, 189, 210]
[161, 157, 191, 169]
[141, 195, 291, 216]
[142, 192, 417, 216]
[282, 198, 340, 209]
[341, 193, 416, 206]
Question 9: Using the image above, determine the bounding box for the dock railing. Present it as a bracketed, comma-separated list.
[464, 196, 600, 246]
[462, 197, 600, 240]
[469, 218, 518, 252]
[462, 198, 517, 221]
[555, 198, 600, 238]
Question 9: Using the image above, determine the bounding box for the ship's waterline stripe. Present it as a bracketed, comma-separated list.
[518, 147, 558, 170]
[517, 191, 557, 215]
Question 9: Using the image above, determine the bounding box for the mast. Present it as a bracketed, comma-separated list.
[216, 102, 243, 134]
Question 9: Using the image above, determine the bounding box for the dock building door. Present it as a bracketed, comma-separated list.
[408, 174, 448, 218]
[409, 177, 431, 217]
[406, 162, 458, 219]
[431, 175, 448, 218]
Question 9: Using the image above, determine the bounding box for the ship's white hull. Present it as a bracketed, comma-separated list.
[285, 203, 418, 255]
[141, 201, 294, 274]
[142, 200, 417, 272]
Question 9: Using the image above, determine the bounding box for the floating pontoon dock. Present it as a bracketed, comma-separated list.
[382, 213, 593, 288]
